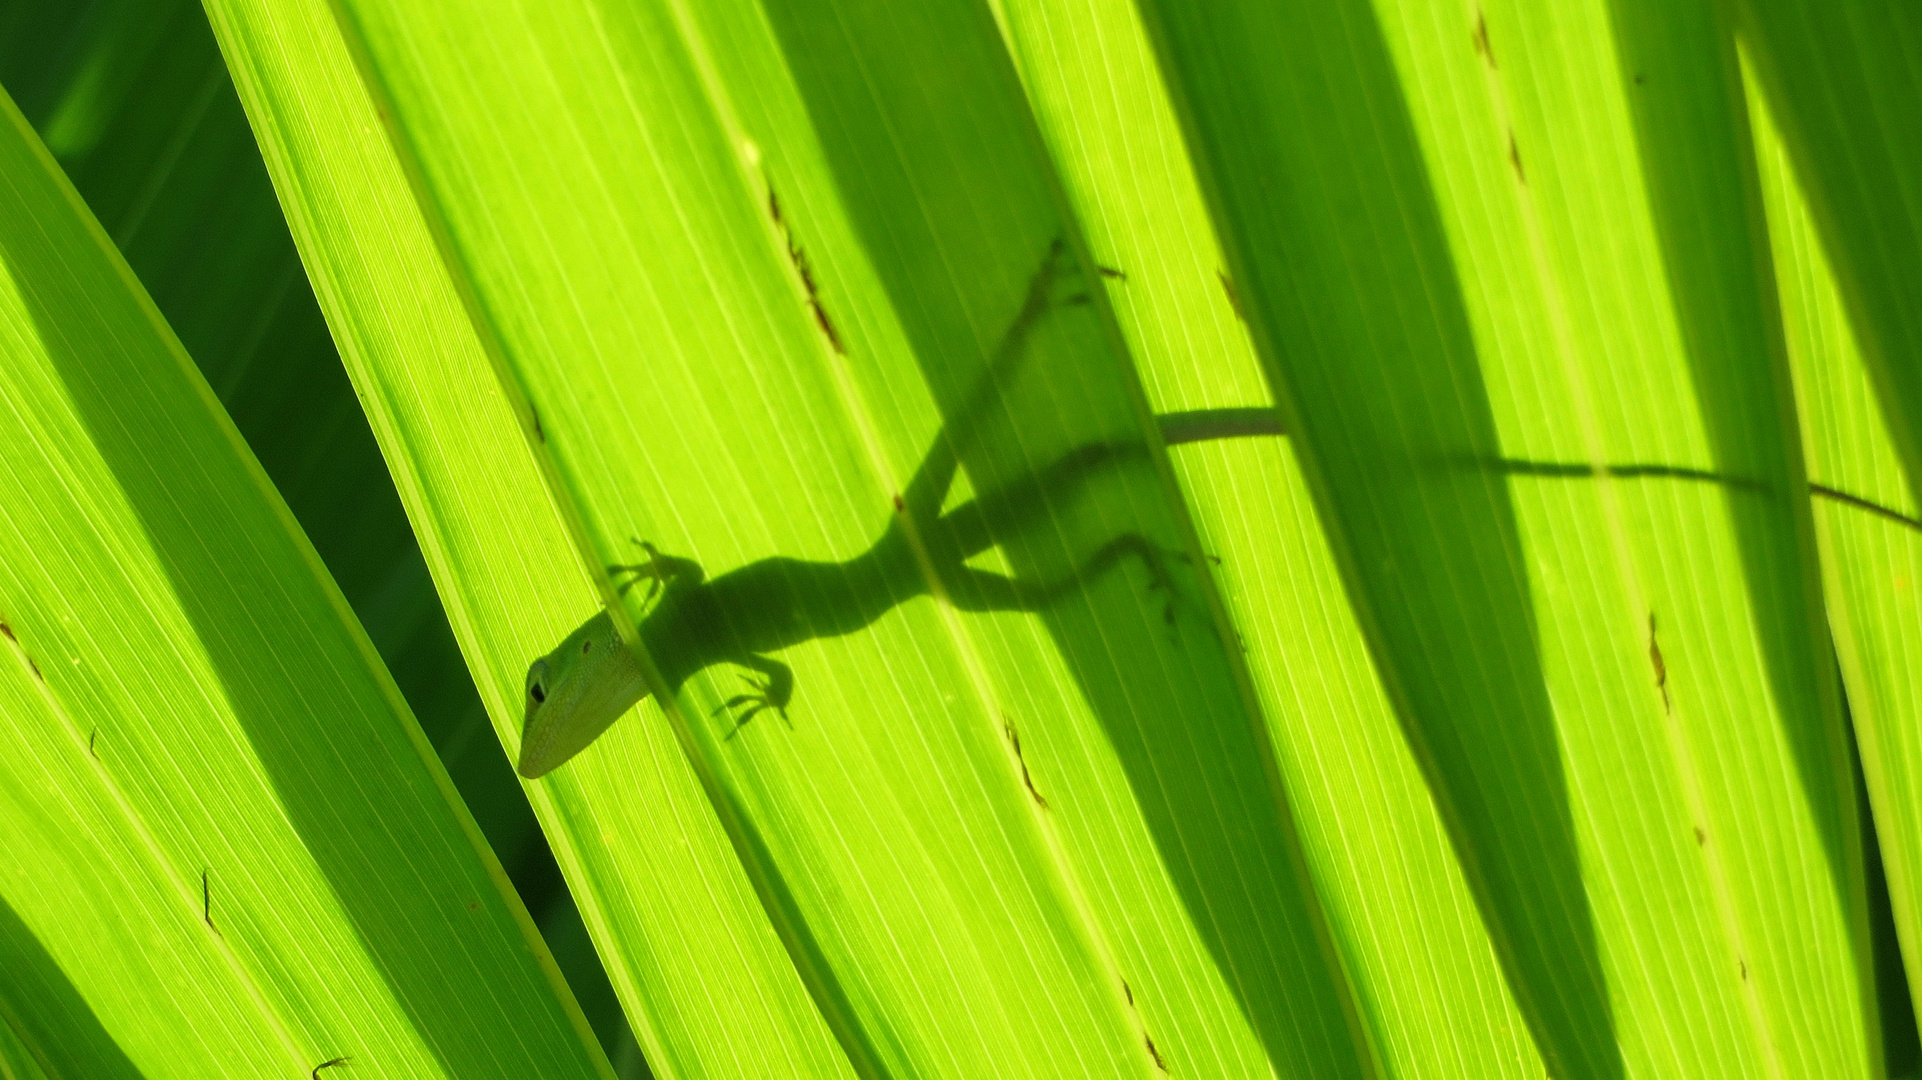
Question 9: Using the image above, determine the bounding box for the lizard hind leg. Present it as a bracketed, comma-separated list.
[931, 439, 1152, 566]
[899, 236, 1104, 527]
[713, 654, 795, 740]
[943, 533, 1186, 625]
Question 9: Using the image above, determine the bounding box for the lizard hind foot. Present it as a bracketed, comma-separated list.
[714, 669, 794, 740]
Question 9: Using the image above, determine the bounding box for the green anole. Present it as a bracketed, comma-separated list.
[517, 247, 1922, 779]
[518, 238, 1180, 777]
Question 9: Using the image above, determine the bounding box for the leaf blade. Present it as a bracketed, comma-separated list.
[0, 84, 609, 1080]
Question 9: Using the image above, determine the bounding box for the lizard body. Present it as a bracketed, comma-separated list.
[518, 239, 1171, 777]
[517, 244, 1921, 779]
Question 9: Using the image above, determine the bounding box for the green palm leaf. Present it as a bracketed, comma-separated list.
[3, 0, 1917, 1077]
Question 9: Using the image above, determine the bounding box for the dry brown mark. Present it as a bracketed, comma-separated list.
[1004, 721, 1048, 809]
[768, 183, 846, 354]
[1217, 270, 1243, 320]
[201, 869, 221, 937]
[1648, 612, 1669, 714]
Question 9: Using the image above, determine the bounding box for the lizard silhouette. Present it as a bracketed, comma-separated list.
[518, 241, 1922, 778]
[518, 239, 1175, 777]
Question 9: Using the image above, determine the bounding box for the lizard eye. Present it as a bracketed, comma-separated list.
[525, 658, 550, 706]
[582, 639, 593, 654]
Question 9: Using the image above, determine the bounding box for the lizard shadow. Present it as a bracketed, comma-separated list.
[524, 220, 1497, 1072]
[528, 237, 1379, 1073]
[522, 236, 1595, 1074]
[520, 240, 1181, 774]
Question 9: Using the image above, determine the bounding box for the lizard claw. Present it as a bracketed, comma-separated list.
[608, 538, 670, 603]
[714, 673, 792, 740]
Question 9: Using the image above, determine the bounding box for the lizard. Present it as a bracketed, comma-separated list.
[517, 247, 1922, 779]
[517, 237, 1181, 778]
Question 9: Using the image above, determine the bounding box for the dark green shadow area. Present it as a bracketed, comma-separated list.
[0, 893, 144, 1080]
[1608, 0, 1869, 1010]
[1137, 1, 1626, 1076]
[1848, 671, 1922, 1075]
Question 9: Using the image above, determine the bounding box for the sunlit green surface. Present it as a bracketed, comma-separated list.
[2, 0, 1918, 1076]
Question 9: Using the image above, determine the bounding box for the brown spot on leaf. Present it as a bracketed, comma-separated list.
[1648, 613, 1669, 714]
[769, 182, 846, 354]
[201, 869, 220, 937]
[1005, 721, 1049, 809]
[1218, 270, 1243, 320]
[809, 299, 846, 355]
[1145, 1034, 1167, 1072]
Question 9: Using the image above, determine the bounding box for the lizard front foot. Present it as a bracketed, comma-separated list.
[608, 538, 704, 603]
[608, 539, 671, 602]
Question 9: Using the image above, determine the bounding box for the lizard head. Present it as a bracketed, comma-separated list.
[518, 610, 652, 778]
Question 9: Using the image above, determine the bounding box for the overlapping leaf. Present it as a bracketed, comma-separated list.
[0, 87, 608, 1080]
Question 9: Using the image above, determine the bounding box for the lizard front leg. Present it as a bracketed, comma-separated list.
[608, 539, 704, 603]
